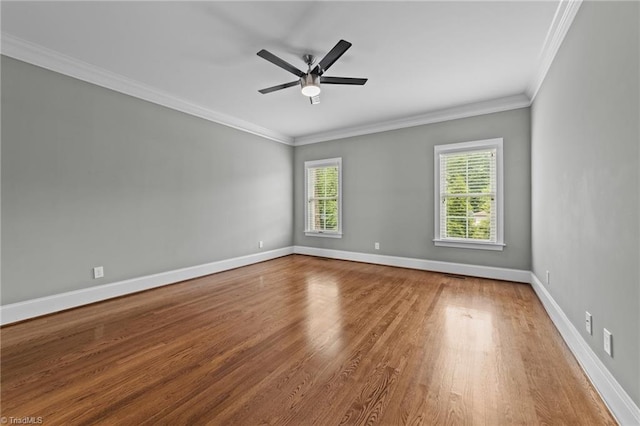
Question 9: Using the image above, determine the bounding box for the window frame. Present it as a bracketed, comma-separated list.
[304, 157, 343, 238]
[433, 138, 505, 251]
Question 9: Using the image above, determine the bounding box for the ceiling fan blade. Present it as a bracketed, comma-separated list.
[312, 40, 352, 75]
[320, 76, 368, 85]
[257, 49, 305, 78]
[258, 81, 300, 94]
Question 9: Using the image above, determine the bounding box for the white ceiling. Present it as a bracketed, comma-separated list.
[2, 1, 568, 144]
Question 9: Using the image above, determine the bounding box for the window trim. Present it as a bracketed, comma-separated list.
[433, 138, 504, 251]
[304, 157, 343, 238]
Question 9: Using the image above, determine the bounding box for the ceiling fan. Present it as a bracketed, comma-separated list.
[257, 39, 368, 105]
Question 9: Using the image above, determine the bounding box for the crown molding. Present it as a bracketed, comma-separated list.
[2, 0, 580, 150]
[0, 33, 294, 146]
[293, 94, 531, 146]
[526, 0, 583, 101]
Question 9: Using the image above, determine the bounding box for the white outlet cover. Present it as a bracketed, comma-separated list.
[259, 241, 264, 248]
[585, 311, 592, 335]
[603, 328, 612, 356]
[93, 266, 104, 279]
[374, 242, 380, 250]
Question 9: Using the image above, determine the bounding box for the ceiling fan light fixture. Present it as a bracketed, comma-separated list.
[300, 74, 321, 97]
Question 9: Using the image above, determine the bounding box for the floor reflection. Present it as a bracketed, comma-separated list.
[305, 275, 344, 358]
[445, 306, 493, 352]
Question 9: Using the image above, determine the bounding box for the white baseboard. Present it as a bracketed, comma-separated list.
[530, 273, 640, 426]
[0, 247, 294, 326]
[292, 246, 531, 283]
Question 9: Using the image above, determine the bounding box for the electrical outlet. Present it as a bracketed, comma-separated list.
[545, 270, 550, 285]
[374, 242, 380, 250]
[585, 311, 592, 335]
[93, 266, 104, 279]
[603, 328, 612, 356]
[259, 241, 264, 249]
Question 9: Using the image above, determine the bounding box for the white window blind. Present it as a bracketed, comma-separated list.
[434, 139, 504, 250]
[305, 158, 342, 237]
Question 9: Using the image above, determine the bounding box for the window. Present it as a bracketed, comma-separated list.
[305, 158, 342, 238]
[434, 138, 504, 250]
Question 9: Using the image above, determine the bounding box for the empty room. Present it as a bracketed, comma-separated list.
[1, 1, 638, 424]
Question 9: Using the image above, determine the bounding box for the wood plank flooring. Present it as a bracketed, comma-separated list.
[1, 255, 615, 425]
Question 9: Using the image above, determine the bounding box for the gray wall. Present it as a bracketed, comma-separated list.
[1, 56, 293, 304]
[294, 108, 531, 271]
[531, 1, 639, 405]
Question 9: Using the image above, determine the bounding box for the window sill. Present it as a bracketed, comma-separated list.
[433, 239, 505, 251]
[305, 231, 342, 239]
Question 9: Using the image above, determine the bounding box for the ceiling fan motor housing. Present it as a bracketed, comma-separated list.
[301, 74, 321, 97]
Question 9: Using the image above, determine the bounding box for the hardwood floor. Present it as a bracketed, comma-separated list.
[1, 255, 615, 425]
